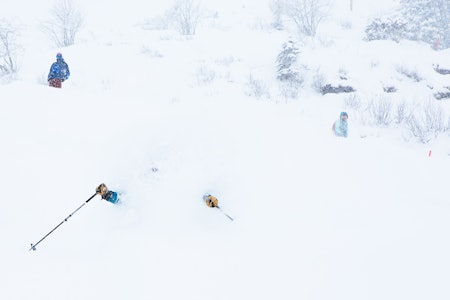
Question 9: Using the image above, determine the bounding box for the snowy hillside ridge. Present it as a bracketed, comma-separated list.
[1, 1, 450, 300]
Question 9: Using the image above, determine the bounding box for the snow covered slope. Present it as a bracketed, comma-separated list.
[0, 1, 449, 299]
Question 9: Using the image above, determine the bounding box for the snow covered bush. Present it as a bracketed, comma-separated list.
[406, 100, 447, 143]
[399, 0, 450, 49]
[41, 0, 84, 47]
[365, 1, 450, 49]
[0, 18, 22, 75]
[364, 17, 408, 42]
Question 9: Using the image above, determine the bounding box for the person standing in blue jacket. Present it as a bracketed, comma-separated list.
[48, 53, 70, 88]
[332, 112, 349, 137]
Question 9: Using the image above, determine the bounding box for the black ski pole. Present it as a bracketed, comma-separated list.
[29, 193, 98, 251]
[216, 206, 234, 221]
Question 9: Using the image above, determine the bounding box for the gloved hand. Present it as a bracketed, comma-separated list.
[205, 195, 218, 208]
[96, 183, 108, 197]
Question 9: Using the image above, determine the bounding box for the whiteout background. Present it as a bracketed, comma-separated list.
[1, 1, 449, 299]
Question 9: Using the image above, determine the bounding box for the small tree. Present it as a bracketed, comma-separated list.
[169, 0, 201, 35]
[276, 39, 302, 98]
[276, 40, 300, 82]
[0, 18, 22, 75]
[42, 0, 84, 47]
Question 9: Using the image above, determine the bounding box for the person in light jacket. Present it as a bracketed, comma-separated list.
[332, 112, 348, 137]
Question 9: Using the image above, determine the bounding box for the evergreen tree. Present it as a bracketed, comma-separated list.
[276, 40, 300, 82]
[399, 0, 450, 49]
[276, 39, 302, 98]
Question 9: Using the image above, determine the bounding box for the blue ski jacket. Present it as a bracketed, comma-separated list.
[48, 59, 70, 81]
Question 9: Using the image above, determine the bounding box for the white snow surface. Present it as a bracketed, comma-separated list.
[1, 1, 450, 299]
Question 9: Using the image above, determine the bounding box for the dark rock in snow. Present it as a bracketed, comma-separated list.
[320, 84, 355, 95]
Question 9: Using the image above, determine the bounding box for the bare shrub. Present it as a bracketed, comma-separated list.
[282, 0, 330, 37]
[367, 96, 393, 126]
[279, 80, 301, 99]
[394, 100, 413, 124]
[168, 0, 201, 35]
[141, 45, 163, 58]
[195, 63, 216, 86]
[311, 70, 326, 93]
[269, 0, 284, 30]
[41, 0, 84, 47]
[0, 18, 22, 75]
[344, 94, 362, 110]
[246, 74, 270, 99]
[406, 100, 446, 143]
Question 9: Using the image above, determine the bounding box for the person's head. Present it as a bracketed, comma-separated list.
[340, 112, 348, 121]
[56, 53, 63, 60]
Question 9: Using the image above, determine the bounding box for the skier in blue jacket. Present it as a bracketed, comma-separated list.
[48, 53, 70, 88]
[332, 112, 349, 137]
[96, 183, 120, 204]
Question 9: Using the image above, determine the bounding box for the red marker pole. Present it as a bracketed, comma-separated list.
[428, 150, 432, 157]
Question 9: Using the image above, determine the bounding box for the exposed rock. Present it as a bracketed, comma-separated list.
[383, 86, 397, 93]
[433, 64, 450, 75]
[434, 89, 450, 100]
[320, 84, 355, 95]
